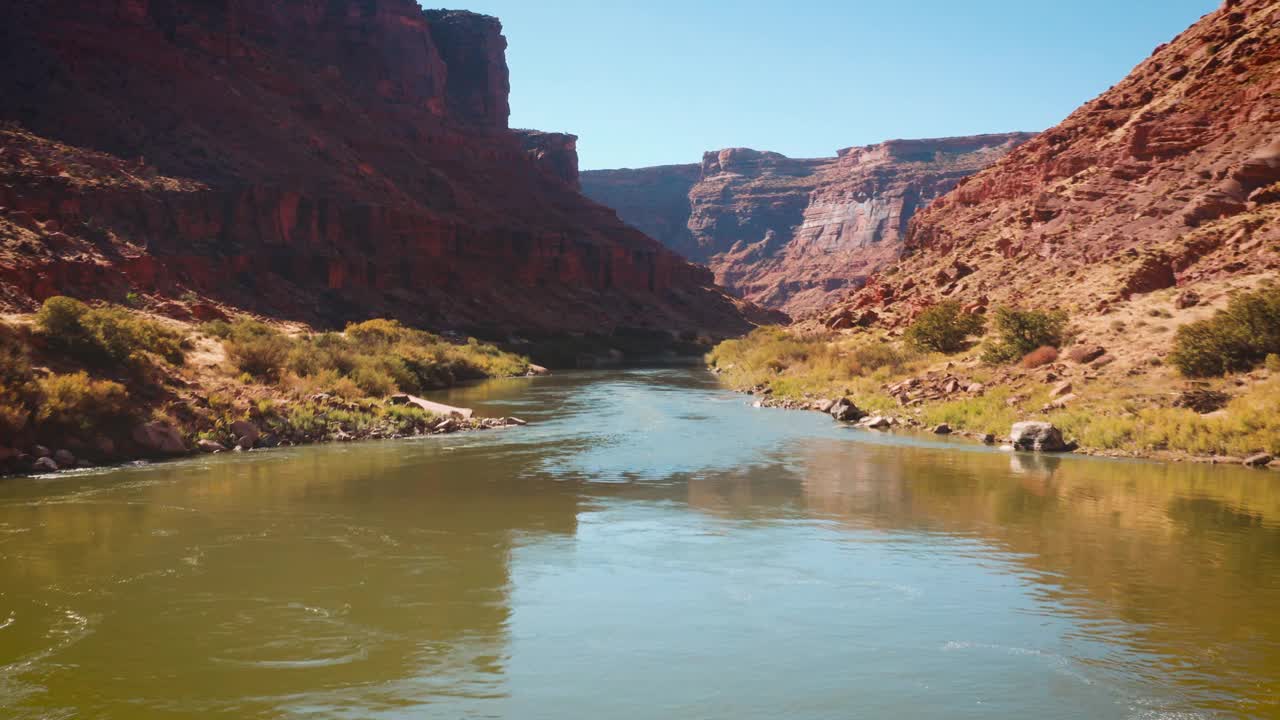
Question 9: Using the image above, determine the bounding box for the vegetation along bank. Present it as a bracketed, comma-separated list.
[708, 279, 1280, 469]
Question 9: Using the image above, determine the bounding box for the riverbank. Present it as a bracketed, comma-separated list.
[0, 298, 539, 476]
[706, 282, 1280, 470]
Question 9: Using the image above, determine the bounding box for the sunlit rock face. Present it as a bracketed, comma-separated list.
[824, 0, 1280, 328]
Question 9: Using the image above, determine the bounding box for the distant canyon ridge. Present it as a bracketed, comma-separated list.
[582, 133, 1033, 315]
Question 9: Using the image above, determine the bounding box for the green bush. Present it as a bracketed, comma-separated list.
[36, 296, 186, 368]
[0, 326, 36, 436]
[35, 372, 131, 434]
[904, 301, 985, 353]
[350, 356, 402, 397]
[345, 319, 406, 346]
[981, 307, 1069, 365]
[227, 335, 291, 380]
[200, 320, 232, 339]
[847, 342, 917, 376]
[1169, 286, 1280, 377]
[214, 317, 527, 394]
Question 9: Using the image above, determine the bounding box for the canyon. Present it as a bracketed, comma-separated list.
[582, 134, 1032, 315]
[822, 0, 1280, 329]
[0, 0, 769, 340]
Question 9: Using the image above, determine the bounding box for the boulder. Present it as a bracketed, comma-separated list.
[1045, 394, 1077, 411]
[94, 437, 117, 458]
[32, 456, 59, 473]
[1175, 290, 1200, 309]
[1010, 422, 1067, 452]
[390, 394, 473, 420]
[506, 417, 528, 426]
[932, 423, 953, 435]
[1090, 354, 1117, 368]
[526, 364, 551, 376]
[829, 398, 864, 423]
[196, 439, 227, 453]
[1067, 345, 1106, 364]
[189, 302, 228, 322]
[229, 420, 260, 446]
[860, 416, 891, 430]
[131, 422, 188, 456]
[1050, 382, 1073, 398]
[53, 449, 76, 467]
[814, 398, 836, 413]
[1243, 453, 1273, 468]
[31, 445, 51, 459]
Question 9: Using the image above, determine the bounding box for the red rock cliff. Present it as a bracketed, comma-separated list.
[0, 0, 763, 337]
[582, 134, 1031, 315]
[826, 0, 1280, 326]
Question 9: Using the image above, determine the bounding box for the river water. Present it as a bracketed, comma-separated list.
[1, 368, 1279, 719]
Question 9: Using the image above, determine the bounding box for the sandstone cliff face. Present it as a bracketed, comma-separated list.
[582, 134, 1031, 315]
[0, 0, 764, 338]
[824, 0, 1280, 327]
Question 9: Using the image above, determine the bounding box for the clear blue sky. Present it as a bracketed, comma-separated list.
[432, 0, 1218, 170]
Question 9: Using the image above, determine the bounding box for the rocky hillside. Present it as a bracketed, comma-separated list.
[582, 134, 1031, 315]
[824, 0, 1280, 329]
[0, 0, 767, 340]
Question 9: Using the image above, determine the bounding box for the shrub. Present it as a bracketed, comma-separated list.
[283, 403, 327, 440]
[904, 301, 985, 353]
[328, 376, 365, 400]
[0, 394, 29, 437]
[1169, 285, 1280, 377]
[847, 342, 917, 376]
[0, 329, 34, 435]
[36, 296, 90, 340]
[82, 305, 186, 365]
[36, 296, 186, 368]
[200, 320, 232, 339]
[35, 372, 130, 434]
[229, 330, 293, 379]
[1021, 346, 1059, 368]
[345, 319, 406, 346]
[981, 307, 1069, 365]
[385, 404, 435, 434]
[350, 356, 401, 397]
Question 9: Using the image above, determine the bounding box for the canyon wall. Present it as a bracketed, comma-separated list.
[823, 0, 1280, 328]
[582, 134, 1032, 315]
[0, 0, 767, 337]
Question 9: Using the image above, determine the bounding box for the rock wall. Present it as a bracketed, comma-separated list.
[825, 0, 1280, 327]
[583, 134, 1032, 315]
[0, 0, 764, 337]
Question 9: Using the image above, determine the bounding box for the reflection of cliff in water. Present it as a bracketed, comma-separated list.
[793, 438, 1280, 716]
[0, 441, 582, 716]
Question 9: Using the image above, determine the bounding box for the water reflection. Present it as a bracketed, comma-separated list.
[0, 440, 581, 718]
[0, 369, 1278, 718]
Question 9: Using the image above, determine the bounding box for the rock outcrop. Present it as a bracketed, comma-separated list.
[824, 0, 1280, 326]
[0, 0, 764, 339]
[582, 134, 1032, 315]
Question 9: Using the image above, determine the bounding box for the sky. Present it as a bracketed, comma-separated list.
[435, 0, 1219, 170]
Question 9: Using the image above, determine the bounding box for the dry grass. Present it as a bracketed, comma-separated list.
[707, 321, 1280, 460]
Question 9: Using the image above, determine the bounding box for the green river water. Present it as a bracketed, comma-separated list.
[1, 368, 1278, 718]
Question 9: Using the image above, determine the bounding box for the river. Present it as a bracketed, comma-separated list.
[1, 368, 1278, 719]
